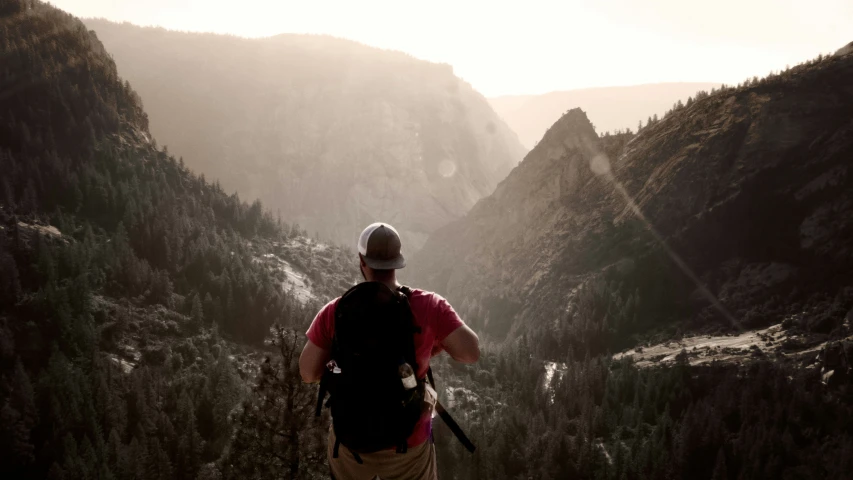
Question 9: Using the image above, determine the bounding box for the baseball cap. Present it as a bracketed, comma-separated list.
[357, 222, 406, 270]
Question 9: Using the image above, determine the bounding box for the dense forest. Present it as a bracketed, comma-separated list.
[434, 346, 853, 480]
[2, 1, 853, 479]
[0, 1, 352, 478]
[428, 282, 853, 480]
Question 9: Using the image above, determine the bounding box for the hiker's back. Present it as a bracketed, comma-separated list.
[326, 282, 423, 453]
[308, 285, 466, 449]
[301, 222, 478, 480]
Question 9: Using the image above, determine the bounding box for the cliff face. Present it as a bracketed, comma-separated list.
[83, 20, 527, 250]
[413, 53, 853, 341]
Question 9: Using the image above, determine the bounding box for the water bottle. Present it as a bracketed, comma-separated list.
[326, 359, 341, 374]
[399, 359, 416, 390]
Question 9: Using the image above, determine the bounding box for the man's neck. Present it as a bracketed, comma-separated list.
[368, 276, 400, 291]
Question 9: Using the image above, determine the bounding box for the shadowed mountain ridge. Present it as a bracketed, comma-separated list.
[414, 51, 853, 348]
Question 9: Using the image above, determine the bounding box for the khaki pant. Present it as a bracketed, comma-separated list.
[327, 429, 437, 480]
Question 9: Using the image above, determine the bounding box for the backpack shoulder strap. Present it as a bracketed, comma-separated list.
[435, 398, 476, 453]
[396, 285, 421, 334]
[427, 367, 476, 453]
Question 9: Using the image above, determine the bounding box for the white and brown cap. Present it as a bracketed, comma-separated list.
[357, 222, 406, 270]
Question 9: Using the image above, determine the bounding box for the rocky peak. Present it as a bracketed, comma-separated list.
[413, 52, 853, 344]
[411, 107, 607, 336]
[535, 108, 599, 152]
[490, 107, 600, 207]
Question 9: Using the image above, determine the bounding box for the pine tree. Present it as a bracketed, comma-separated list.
[0, 361, 38, 474]
[175, 392, 204, 480]
[1, 177, 15, 210]
[711, 447, 727, 480]
[222, 326, 327, 480]
[0, 250, 20, 304]
[146, 437, 173, 480]
[190, 292, 204, 328]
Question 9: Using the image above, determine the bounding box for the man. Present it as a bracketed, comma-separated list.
[299, 222, 480, 480]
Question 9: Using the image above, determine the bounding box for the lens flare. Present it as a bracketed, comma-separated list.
[438, 159, 457, 178]
[590, 153, 611, 176]
[591, 152, 743, 331]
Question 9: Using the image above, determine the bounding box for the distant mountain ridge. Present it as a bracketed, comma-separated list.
[414, 52, 853, 350]
[490, 82, 722, 149]
[83, 19, 527, 250]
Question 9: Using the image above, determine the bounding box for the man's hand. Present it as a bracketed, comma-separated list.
[441, 325, 480, 364]
[299, 339, 330, 383]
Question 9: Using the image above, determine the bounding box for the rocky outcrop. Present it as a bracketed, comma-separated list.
[412, 108, 608, 336]
[413, 54, 853, 340]
[84, 20, 527, 250]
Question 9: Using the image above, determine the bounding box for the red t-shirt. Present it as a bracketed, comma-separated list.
[306, 288, 464, 447]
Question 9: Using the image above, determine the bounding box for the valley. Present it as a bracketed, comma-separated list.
[1, 1, 852, 479]
[612, 322, 852, 369]
[83, 19, 527, 251]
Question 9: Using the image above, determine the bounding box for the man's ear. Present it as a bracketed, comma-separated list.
[358, 254, 367, 269]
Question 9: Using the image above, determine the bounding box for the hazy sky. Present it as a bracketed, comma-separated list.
[54, 0, 851, 96]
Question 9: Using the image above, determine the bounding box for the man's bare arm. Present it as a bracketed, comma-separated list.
[441, 324, 480, 363]
[299, 339, 330, 383]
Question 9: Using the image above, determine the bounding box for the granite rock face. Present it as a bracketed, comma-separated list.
[85, 20, 527, 250]
[413, 54, 853, 340]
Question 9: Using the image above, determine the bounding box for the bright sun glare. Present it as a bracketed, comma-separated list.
[51, 0, 852, 96]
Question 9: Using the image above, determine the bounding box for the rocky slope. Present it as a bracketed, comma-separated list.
[0, 2, 356, 476]
[490, 82, 721, 149]
[413, 51, 853, 347]
[82, 19, 527, 250]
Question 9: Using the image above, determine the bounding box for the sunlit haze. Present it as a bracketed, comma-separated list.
[52, 0, 851, 96]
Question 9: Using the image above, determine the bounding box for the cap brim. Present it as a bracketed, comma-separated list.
[363, 254, 406, 270]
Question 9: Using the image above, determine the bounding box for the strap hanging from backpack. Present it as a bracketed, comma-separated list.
[332, 438, 363, 464]
[426, 367, 477, 453]
[315, 376, 327, 417]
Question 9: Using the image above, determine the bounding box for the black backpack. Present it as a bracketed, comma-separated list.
[316, 281, 426, 455]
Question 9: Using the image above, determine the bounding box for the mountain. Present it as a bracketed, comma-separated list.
[6, 3, 853, 478]
[414, 51, 853, 351]
[81, 19, 527, 251]
[416, 53, 853, 478]
[0, 2, 355, 477]
[490, 82, 722, 149]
